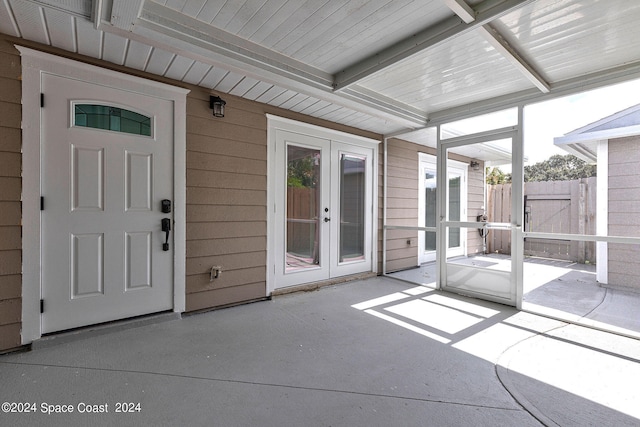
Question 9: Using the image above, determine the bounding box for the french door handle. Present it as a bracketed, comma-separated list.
[161, 218, 171, 251]
[324, 217, 331, 222]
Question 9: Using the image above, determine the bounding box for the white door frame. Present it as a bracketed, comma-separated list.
[437, 125, 523, 306]
[19, 47, 189, 344]
[418, 153, 468, 263]
[266, 115, 379, 294]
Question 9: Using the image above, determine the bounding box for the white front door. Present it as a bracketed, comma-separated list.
[273, 130, 374, 289]
[41, 74, 174, 333]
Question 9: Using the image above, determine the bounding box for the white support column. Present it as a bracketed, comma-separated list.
[512, 106, 525, 309]
[596, 140, 608, 284]
[436, 126, 446, 290]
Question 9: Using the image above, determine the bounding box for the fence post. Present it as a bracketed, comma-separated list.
[578, 179, 587, 263]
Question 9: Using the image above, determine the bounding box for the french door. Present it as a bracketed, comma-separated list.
[273, 130, 374, 289]
[419, 154, 467, 264]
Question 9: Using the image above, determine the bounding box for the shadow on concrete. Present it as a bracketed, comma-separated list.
[0, 277, 639, 426]
[387, 255, 640, 339]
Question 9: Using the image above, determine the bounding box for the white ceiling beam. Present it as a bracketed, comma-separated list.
[444, 0, 475, 23]
[110, 0, 144, 32]
[477, 24, 550, 93]
[95, 3, 426, 128]
[333, 0, 535, 91]
[389, 58, 640, 135]
[137, 1, 334, 89]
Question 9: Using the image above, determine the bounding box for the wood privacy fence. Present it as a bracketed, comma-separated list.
[487, 177, 597, 263]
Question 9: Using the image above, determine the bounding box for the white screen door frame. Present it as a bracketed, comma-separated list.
[436, 125, 524, 306]
[267, 115, 379, 294]
[19, 47, 188, 344]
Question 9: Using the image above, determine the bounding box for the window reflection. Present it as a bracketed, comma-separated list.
[74, 104, 152, 136]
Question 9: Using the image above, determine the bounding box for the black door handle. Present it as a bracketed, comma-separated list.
[161, 218, 171, 251]
[324, 217, 330, 222]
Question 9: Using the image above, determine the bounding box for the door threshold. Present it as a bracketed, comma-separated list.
[32, 311, 181, 350]
[272, 272, 377, 296]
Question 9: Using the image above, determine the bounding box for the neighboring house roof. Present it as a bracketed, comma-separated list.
[554, 104, 640, 163]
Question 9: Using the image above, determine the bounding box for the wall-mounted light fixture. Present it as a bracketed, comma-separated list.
[209, 95, 226, 117]
[470, 160, 480, 171]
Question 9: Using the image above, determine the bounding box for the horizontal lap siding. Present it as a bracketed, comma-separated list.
[0, 37, 21, 351]
[386, 139, 421, 272]
[185, 92, 381, 310]
[185, 92, 269, 311]
[0, 32, 381, 347]
[608, 136, 640, 290]
[466, 161, 485, 256]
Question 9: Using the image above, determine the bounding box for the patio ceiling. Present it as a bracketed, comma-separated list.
[2, 0, 640, 144]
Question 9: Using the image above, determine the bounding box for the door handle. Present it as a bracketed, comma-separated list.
[161, 218, 171, 251]
[324, 217, 331, 222]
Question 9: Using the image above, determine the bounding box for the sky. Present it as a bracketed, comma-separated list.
[523, 78, 640, 164]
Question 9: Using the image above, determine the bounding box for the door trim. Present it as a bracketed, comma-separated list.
[19, 47, 189, 344]
[266, 115, 380, 295]
[418, 153, 468, 263]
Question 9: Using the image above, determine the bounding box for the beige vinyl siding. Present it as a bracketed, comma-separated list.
[461, 155, 485, 256]
[386, 138, 421, 272]
[607, 136, 640, 290]
[0, 36, 22, 351]
[184, 92, 269, 311]
[184, 93, 381, 309]
[0, 31, 381, 350]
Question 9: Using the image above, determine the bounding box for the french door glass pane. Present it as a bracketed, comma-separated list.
[425, 169, 437, 251]
[340, 154, 365, 262]
[286, 145, 321, 271]
[449, 175, 461, 248]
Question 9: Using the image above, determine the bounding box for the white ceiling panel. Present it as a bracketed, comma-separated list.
[288, 96, 320, 114]
[213, 70, 245, 93]
[255, 85, 287, 103]
[182, 61, 212, 86]
[124, 40, 152, 70]
[4, 0, 640, 141]
[279, 93, 310, 110]
[300, 100, 332, 116]
[179, 0, 207, 18]
[229, 76, 260, 96]
[0, 1, 19, 37]
[358, 30, 532, 113]
[75, 14, 102, 58]
[101, 31, 128, 65]
[297, 1, 451, 73]
[495, 0, 640, 83]
[43, 8, 75, 52]
[10, 1, 49, 44]
[266, 89, 297, 107]
[164, 56, 195, 81]
[243, 81, 274, 101]
[145, 47, 175, 75]
[199, 66, 228, 89]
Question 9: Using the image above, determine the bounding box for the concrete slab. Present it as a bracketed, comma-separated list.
[389, 255, 640, 339]
[1, 277, 638, 426]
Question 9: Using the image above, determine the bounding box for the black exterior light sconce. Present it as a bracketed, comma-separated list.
[470, 160, 480, 171]
[210, 95, 226, 117]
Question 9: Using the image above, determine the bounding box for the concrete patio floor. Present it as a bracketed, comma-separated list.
[389, 255, 640, 339]
[1, 276, 639, 426]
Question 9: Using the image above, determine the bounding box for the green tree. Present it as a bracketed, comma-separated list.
[486, 167, 511, 184]
[524, 154, 596, 182]
[287, 156, 317, 188]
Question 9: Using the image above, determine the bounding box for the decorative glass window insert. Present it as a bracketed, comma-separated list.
[74, 104, 152, 136]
